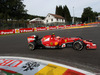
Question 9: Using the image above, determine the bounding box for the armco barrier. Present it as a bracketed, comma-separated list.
[66, 25, 71, 28]
[71, 24, 77, 27]
[58, 25, 66, 29]
[34, 27, 47, 31]
[87, 22, 100, 25]
[48, 26, 57, 30]
[0, 28, 34, 35]
[0, 56, 94, 75]
[0, 22, 99, 35]
[77, 24, 83, 26]
[0, 29, 15, 35]
[19, 28, 34, 33]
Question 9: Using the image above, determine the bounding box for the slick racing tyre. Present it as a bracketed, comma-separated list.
[28, 42, 35, 51]
[73, 41, 84, 51]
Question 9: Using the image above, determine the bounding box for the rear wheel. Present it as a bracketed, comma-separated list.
[73, 41, 84, 51]
[28, 42, 35, 51]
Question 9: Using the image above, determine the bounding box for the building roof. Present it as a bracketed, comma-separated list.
[29, 18, 43, 22]
[50, 14, 64, 19]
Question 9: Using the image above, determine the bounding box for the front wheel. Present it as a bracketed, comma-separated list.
[73, 41, 84, 51]
[28, 42, 35, 51]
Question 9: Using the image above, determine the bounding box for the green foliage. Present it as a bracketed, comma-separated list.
[56, 6, 63, 16]
[0, 0, 45, 20]
[58, 5, 63, 16]
[55, 6, 59, 15]
[0, 0, 45, 29]
[55, 5, 71, 23]
[81, 7, 99, 23]
[0, 0, 27, 20]
[98, 13, 100, 15]
[63, 5, 71, 22]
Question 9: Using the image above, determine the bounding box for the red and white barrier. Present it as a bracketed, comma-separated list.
[57, 25, 66, 29]
[0, 22, 99, 35]
[34, 27, 47, 31]
[66, 25, 71, 28]
[19, 28, 34, 33]
[48, 26, 57, 30]
[0, 29, 15, 35]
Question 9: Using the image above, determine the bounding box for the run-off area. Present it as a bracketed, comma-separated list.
[0, 24, 100, 73]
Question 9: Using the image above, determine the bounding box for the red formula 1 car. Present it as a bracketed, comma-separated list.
[27, 34, 97, 51]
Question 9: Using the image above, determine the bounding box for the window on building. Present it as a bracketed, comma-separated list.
[57, 18, 58, 21]
[51, 19, 53, 21]
[47, 20, 48, 23]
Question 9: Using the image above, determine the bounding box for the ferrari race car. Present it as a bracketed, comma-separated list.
[27, 34, 97, 51]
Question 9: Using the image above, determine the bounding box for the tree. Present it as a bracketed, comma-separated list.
[55, 5, 71, 23]
[55, 6, 59, 15]
[0, 0, 27, 20]
[55, 5, 63, 17]
[63, 5, 71, 22]
[98, 13, 100, 15]
[0, 0, 46, 29]
[9, 0, 27, 20]
[93, 12, 99, 21]
[81, 7, 95, 23]
[58, 5, 63, 16]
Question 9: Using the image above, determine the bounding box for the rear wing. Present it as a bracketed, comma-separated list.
[27, 35, 36, 43]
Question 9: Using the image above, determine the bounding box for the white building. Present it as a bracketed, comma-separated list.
[28, 18, 44, 28]
[28, 14, 66, 28]
[29, 18, 43, 24]
[44, 13, 65, 24]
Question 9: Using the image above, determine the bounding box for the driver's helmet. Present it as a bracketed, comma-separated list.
[56, 36, 60, 39]
[51, 33, 55, 37]
[52, 33, 55, 35]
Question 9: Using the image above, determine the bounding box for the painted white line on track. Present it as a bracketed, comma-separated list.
[0, 56, 95, 75]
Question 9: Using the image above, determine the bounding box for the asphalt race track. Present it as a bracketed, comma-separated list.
[0, 24, 100, 73]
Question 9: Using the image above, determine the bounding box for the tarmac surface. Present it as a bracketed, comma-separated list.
[0, 24, 100, 73]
